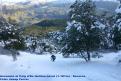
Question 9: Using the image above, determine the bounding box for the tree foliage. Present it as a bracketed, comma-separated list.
[0, 17, 26, 50]
[61, 0, 105, 61]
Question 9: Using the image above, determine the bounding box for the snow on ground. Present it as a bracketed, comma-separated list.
[0, 51, 121, 81]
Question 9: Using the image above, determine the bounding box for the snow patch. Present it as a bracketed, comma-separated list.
[0, 51, 121, 81]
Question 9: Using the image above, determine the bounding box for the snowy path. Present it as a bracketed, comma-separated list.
[0, 51, 121, 81]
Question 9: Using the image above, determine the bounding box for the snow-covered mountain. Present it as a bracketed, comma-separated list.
[1, 2, 16, 6]
[1, 0, 118, 7]
[25, 0, 47, 5]
[19, 0, 57, 5]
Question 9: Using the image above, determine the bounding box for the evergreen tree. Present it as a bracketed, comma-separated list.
[0, 17, 26, 50]
[98, 12, 114, 49]
[62, 0, 105, 61]
[112, 1, 121, 50]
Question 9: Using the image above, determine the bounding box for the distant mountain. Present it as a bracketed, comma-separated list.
[51, 0, 74, 4]
[1, 0, 118, 13]
[95, 1, 118, 15]
[0, 0, 119, 27]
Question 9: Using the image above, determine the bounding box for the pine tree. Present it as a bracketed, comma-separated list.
[62, 0, 105, 61]
[112, 1, 121, 50]
[0, 17, 26, 50]
[98, 12, 114, 49]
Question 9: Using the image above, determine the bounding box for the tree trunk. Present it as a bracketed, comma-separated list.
[87, 51, 90, 61]
[80, 51, 88, 62]
[3, 40, 7, 47]
[87, 49, 91, 61]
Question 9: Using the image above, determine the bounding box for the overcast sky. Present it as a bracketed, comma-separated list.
[1, 0, 118, 3]
[1, 0, 56, 2]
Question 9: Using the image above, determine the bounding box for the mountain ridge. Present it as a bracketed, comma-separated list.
[0, 0, 119, 27]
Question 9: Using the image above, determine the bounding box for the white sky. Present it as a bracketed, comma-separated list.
[1, 0, 56, 3]
[1, 0, 117, 3]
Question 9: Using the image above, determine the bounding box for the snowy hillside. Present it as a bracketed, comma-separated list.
[0, 51, 121, 81]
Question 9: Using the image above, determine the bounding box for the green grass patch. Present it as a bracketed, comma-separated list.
[23, 25, 65, 36]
